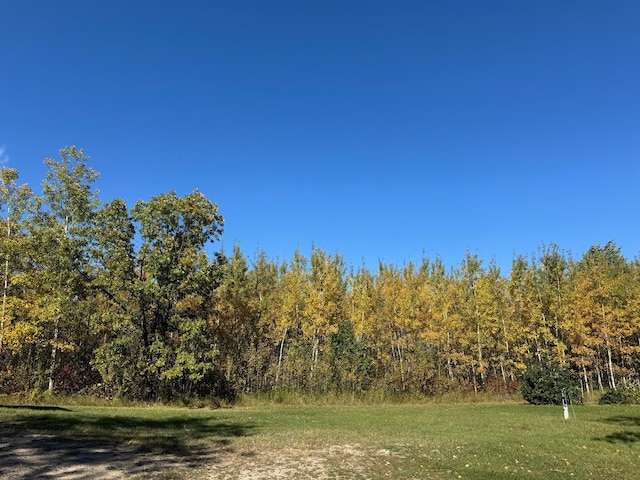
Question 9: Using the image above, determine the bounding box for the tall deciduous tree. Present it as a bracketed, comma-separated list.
[131, 190, 224, 398]
[0, 167, 33, 364]
[211, 245, 266, 394]
[570, 242, 633, 391]
[474, 260, 512, 384]
[245, 250, 279, 391]
[31, 146, 100, 392]
[302, 248, 345, 386]
[455, 252, 484, 390]
[266, 250, 307, 386]
[536, 244, 571, 364]
[90, 198, 140, 397]
[507, 255, 537, 374]
[425, 257, 458, 383]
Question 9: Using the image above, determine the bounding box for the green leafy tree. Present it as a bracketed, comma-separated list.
[30, 146, 100, 392]
[131, 190, 224, 399]
[520, 356, 582, 405]
[90, 198, 141, 397]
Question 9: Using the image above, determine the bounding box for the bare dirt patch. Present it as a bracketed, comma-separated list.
[201, 443, 402, 480]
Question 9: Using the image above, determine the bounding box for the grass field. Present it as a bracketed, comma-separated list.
[0, 400, 639, 479]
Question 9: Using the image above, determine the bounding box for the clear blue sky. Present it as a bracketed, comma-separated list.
[2, 1, 639, 273]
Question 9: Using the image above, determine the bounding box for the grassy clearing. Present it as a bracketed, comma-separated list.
[0, 401, 638, 479]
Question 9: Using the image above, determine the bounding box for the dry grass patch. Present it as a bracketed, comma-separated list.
[203, 443, 401, 480]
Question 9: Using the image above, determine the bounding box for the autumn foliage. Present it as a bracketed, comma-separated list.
[1, 148, 640, 401]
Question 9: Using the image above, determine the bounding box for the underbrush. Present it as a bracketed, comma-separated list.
[10, 384, 623, 409]
[0, 391, 233, 409]
[237, 387, 524, 407]
[0, 391, 141, 408]
[1, 383, 526, 409]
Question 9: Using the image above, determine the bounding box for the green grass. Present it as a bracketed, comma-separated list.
[1, 401, 638, 479]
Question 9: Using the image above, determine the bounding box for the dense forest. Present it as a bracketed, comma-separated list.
[1, 147, 639, 401]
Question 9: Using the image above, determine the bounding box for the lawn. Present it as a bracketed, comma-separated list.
[0, 401, 638, 479]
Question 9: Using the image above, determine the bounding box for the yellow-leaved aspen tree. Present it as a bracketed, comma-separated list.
[0, 168, 32, 352]
[302, 248, 344, 385]
[570, 242, 630, 391]
[507, 255, 538, 377]
[269, 250, 307, 386]
[456, 251, 484, 393]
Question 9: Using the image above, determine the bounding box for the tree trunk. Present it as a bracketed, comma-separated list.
[446, 331, 453, 380]
[275, 328, 287, 385]
[601, 304, 616, 390]
[0, 256, 8, 350]
[48, 319, 59, 393]
[310, 336, 319, 380]
[582, 364, 590, 394]
[0, 204, 11, 351]
[607, 345, 616, 390]
[595, 364, 603, 391]
[477, 323, 484, 380]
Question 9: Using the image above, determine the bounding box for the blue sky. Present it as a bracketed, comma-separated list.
[2, 1, 639, 273]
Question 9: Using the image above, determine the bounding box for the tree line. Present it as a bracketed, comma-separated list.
[1, 147, 639, 401]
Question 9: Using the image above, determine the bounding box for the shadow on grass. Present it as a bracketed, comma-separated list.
[595, 415, 640, 444]
[0, 408, 254, 479]
[0, 405, 72, 411]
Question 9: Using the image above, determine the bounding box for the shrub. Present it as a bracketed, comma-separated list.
[626, 386, 640, 404]
[520, 358, 583, 405]
[599, 389, 628, 404]
[599, 384, 640, 405]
